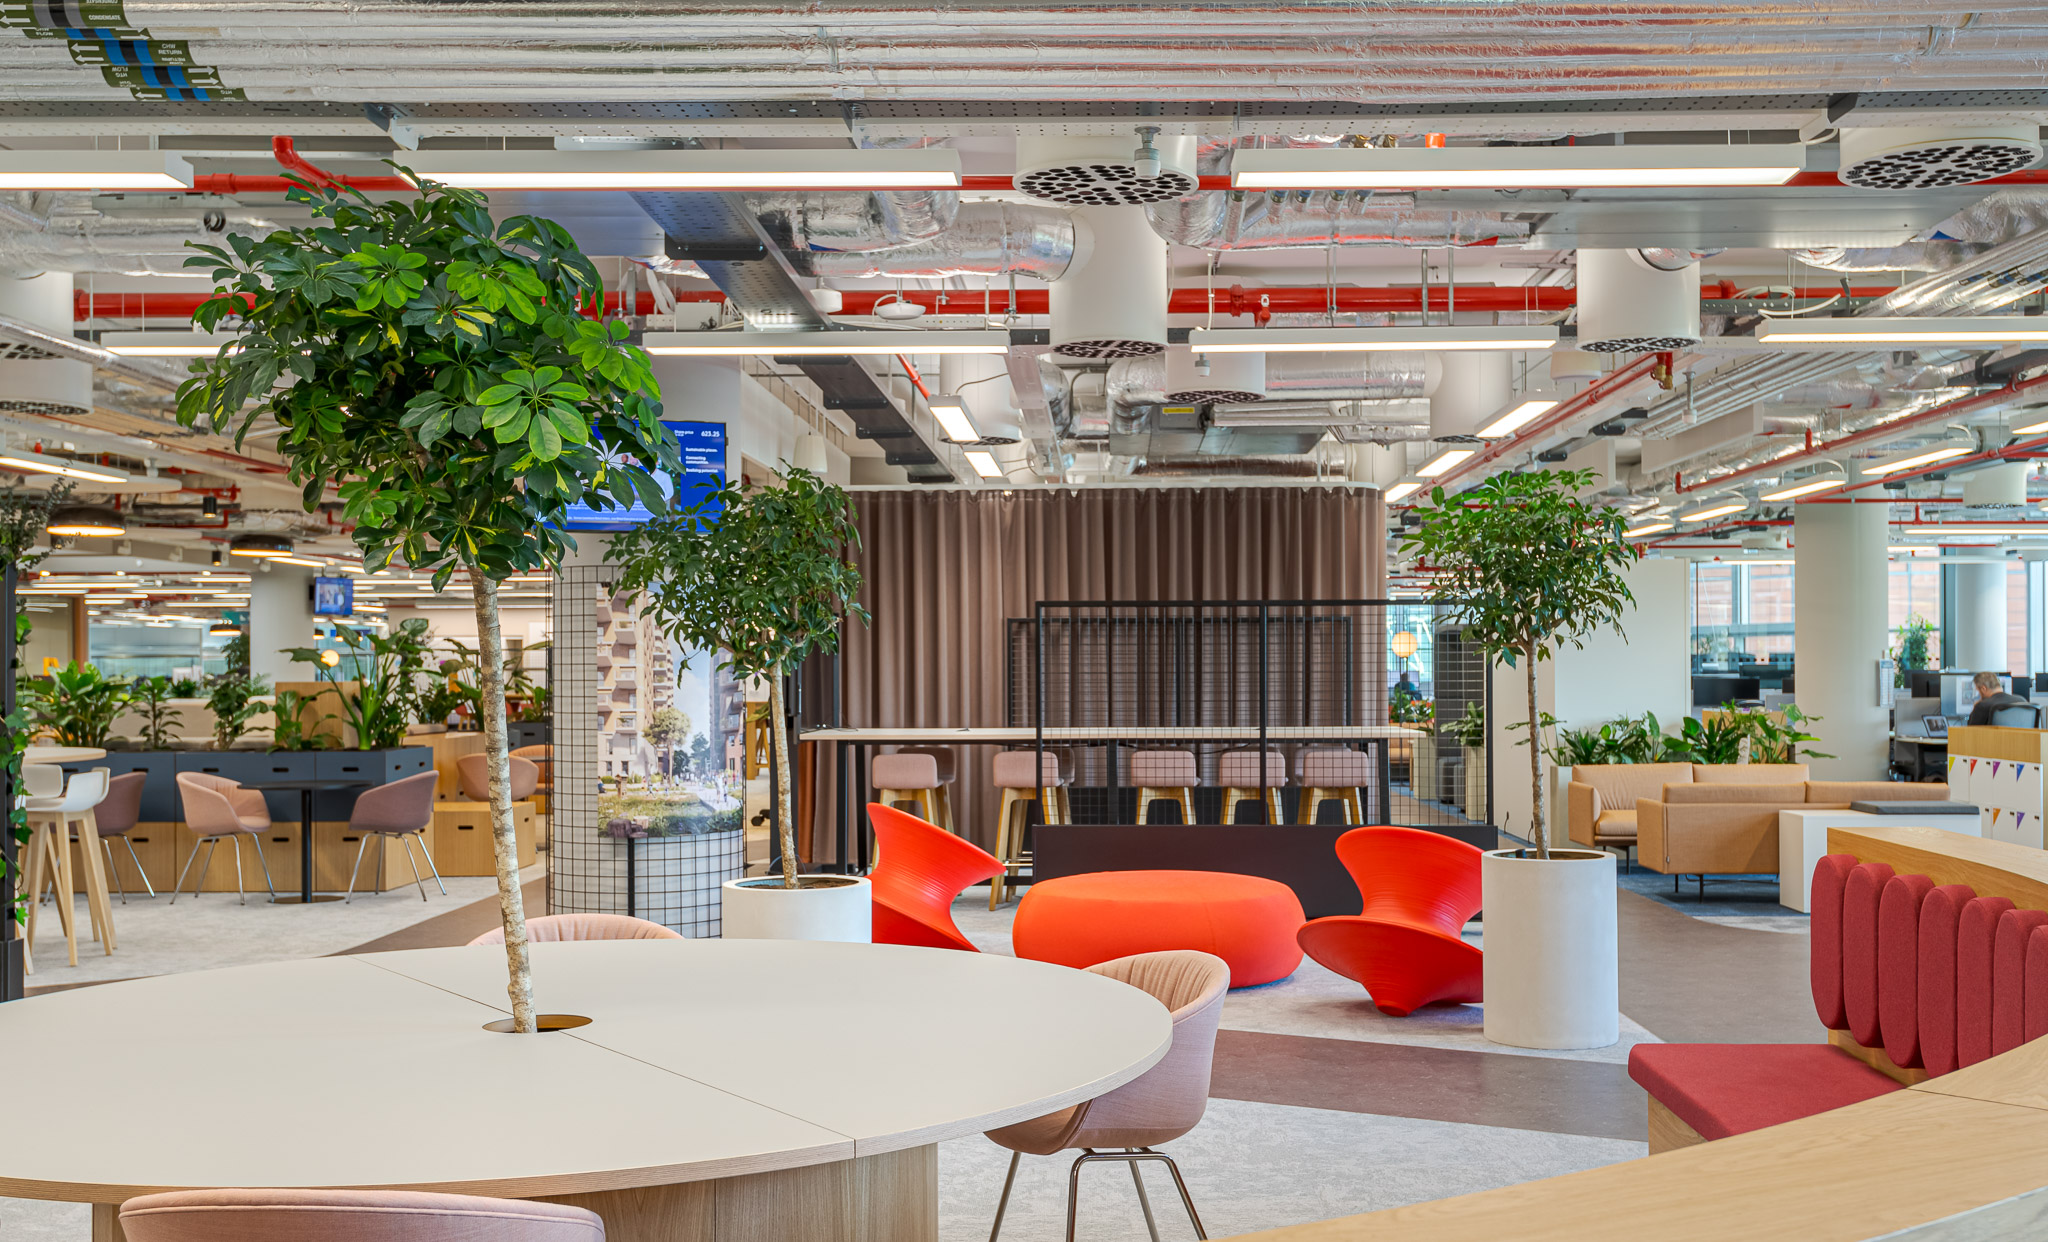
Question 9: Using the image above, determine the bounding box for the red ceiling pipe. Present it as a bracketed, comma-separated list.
[1672, 371, 2048, 494]
[1416, 351, 1671, 495]
[186, 137, 413, 195]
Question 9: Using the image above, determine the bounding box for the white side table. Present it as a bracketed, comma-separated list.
[1779, 809, 1983, 912]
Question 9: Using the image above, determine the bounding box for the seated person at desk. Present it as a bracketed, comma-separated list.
[1966, 670, 2030, 726]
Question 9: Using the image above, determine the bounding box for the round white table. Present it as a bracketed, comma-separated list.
[0, 939, 1171, 1242]
[22, 745, 107, 766]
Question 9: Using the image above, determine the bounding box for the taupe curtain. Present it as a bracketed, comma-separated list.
[810, 486, 1383, 857]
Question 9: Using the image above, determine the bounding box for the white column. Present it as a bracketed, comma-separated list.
[246, 565, 317, 686]
[0, 272, 90, 419]
[1952, 561, 2009, 675]
[1795, 500, 1890, 780]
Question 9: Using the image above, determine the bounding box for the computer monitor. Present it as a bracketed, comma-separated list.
[1908, 669, 1944, 700]
[1692, 674, 1762, 708]
[2035, 672, 2048, 695]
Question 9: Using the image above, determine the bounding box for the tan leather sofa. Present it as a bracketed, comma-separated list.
[1636, 774, 1952, 876]
[1567, 763, 1695, 851]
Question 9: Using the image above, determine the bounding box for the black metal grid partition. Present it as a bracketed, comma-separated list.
[1007, 600, 1491, 831]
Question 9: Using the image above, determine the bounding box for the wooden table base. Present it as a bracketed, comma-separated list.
[91, 1147, 937, 1242]
[548, 1146, 938, 1242]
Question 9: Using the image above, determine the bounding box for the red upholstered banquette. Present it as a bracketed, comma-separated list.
[1630, 850, 2048, 1149]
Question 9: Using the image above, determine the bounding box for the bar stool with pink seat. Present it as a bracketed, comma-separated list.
[870, 751, 948, 830]
[991, 747, 1067, 908]
[458, 753, 541, 803]
[1216, 748, 1285, 824]
[1297, 746, 1371, 825]
[118, 1188, 604, 1242]
[869, 801, 1003, 951]
[1128, 749, 1198, 825]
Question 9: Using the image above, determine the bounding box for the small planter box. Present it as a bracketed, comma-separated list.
[431, 800, 539, 875]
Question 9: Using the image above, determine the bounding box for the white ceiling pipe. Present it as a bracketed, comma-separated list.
[1428, 351, 1511, 443]
[1050, 206, 1167, 361]
[1962, 460, 2030, 507]
[1577, 248, 1701, 352]
[0, 273, 90, 419]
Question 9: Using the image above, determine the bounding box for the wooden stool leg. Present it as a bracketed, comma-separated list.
[989, 789, 1016, 908]
[936, 784, 955, 833]
[916, 788, 942, 829]
[23, 820, 48, 952]
[1049, 786, 1070, 825]
[1267, 789, 1285, 825]
[1176, 789, 1195, 825]
[1220, 788, 1240, 826]
[1135, 788, 1155, 826]
[1345, 790, 1364, 826]
[1298, 789, 1321, 825]
[52, 818, 78, 967]
[78, 812, 115, 954]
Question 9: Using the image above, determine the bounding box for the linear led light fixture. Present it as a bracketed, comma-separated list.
[1382, 477, 1426, 504]
[1230, 144, 1805, 190]
[1902, 526, 2048, 538]
[1625, 520, 1675, 537]
[100, 330, 245, 358]
[1677, 497, 1747, 524]
[410, 148, 962, 192]
[1860, 446, 1973, 476]
[0, 150, 194, 191]
[1758, 317, 2048, 347]
[1758, 465, 1848, 501]
[1188, 326, 1558, 354]
[642, 329, 1008, 357]
[1476, 399, 1558, 440]
[1417, 447, 1475, 478]
[0, 453, 128, 484]
[964, 450, 1004, 479]
[927, 395, 980, 443]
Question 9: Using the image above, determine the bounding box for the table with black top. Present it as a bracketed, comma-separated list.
[240, 778, 369, 904]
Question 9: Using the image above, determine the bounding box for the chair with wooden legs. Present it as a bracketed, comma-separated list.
[1129, 750, 1198, 825]
[870, 751, 946, 830]
[1297, 747, 1371, 825]
[172, 772, 277, 905]
[24, 766, 115, 970]
[991, 748, 1067, 909]
[896, 746, 959, 831]
[1217, 749, 1286, 825]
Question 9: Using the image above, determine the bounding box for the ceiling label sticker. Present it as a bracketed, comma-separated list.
[69, 37, 195, 66]
[20, 24, 150, 38]
[101, 63, 226, 89]
[127, 85, 244, 101]
[1, 1, 131, 28]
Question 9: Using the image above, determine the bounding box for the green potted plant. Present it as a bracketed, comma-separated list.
[1893, 614, 1936, 687]
[268, 689, 335, 752]
[285, 619, 430, 750]
[177, 170, 680, 1032]
[25, 663, 131, 749]
[1, 483, 72, 984]
[613, 466, 870, 941]
[125, 675, 186, 750]
[1404, 467, 1636, 1051]
[207, 669, 270, 751]
[1441, 703, 1488, 818]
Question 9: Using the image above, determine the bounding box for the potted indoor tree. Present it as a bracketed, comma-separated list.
[1404, 468, 1636, 1050]
[176, 169, 681, 1032]
[612, 466, 870, 941]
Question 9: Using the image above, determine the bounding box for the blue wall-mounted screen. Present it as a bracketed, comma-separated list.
[561, 420, 726, 532]
[311, 576, 355, 617]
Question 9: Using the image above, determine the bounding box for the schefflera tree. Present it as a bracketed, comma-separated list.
[176, 173, 681, 1032]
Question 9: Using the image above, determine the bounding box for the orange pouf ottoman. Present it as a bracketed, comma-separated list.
[1012, 870, 1305, 987]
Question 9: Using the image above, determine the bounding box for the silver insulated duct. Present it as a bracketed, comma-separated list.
[795, 202, 1079, 282]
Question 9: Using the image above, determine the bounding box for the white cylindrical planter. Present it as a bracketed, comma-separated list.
[722, 876, 872, 942]
[1482, 849, 1618, 1050]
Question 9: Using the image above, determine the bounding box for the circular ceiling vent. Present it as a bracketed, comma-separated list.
[1053, 336, 1165, 360]
[1015, 161, 1198, 207]
[1839, 125, 2044, 191]
[1166, 387, 1265, 404]
[1580, 333, 1700, 353]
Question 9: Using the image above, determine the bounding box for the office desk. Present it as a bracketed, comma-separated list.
[1892, 735, 1948, 782]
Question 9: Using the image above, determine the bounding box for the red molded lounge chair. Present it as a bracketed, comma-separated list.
[1295, 826, 1485, 1015]
[869, 802, 1004, 951]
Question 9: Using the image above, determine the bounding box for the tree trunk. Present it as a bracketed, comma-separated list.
[1526, 642, 1547, 859]
[471, 575, 536, 1033]
[770, 674, 798, 889]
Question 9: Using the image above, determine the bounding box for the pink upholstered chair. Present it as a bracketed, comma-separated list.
[458, 754, 541, 803]
[119, 1188, 603, 1241]
[94, 771, 153, 902]
[469, 913, 685, 945]
[172, 772, 276, 904]
[345, 770, 444, 903]
[511, 744, 553, 790]
[871, 751, 947, 829]
[985, 949, 1229, 1242]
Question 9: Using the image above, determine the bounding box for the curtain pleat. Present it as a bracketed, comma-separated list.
[810, 485, 1384, 858]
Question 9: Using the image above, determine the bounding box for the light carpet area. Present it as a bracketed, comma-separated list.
[20, 864, 544, 988]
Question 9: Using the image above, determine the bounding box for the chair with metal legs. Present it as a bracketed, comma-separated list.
[172, 773, 276, 904]
[92, 772, 154, 902]
[984, 949, 1230, 1242]
[344, 771, 445, 902]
